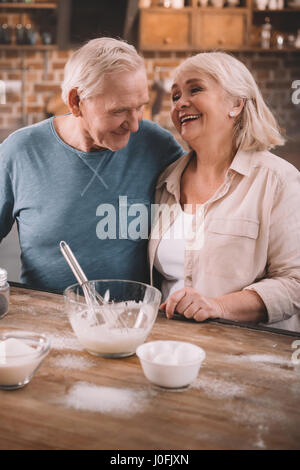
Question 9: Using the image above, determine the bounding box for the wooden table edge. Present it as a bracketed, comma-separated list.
[9, 281, 300, 339]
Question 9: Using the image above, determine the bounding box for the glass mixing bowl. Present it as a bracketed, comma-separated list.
[64, 280, 161, 358]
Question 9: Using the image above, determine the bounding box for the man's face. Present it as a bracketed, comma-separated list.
[78, 68, 149, 151]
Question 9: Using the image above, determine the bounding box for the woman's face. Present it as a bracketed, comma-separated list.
[171, 69, 235, 149]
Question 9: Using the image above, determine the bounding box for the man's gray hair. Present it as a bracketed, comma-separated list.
[61, 37, 145, 104]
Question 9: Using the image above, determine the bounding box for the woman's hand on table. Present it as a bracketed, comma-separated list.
[160, 287, 224, 322]
[160, 287, 268, 324]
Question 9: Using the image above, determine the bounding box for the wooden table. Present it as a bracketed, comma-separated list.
[0, 286, 299, 450]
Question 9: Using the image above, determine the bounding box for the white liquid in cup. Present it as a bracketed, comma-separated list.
[0, 338, 41, 387]
[69, 301, 155, 356]
[75, 325, 149, 355]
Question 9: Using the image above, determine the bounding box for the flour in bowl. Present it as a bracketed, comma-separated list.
[0, 338, 40, 386]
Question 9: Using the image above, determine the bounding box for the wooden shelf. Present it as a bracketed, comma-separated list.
[195, 6, 249, 10]
[0, 2, 57, 9]
[253, 8, 300, 12]
[140, 6, 193, 11]
[238, 46, 300, 51]
[0, 3, 58, 50]
[0, 44, 56, 50]
[197, 6, 249, 12]
[141, 45, 300, 52]
[140, 6, 249, 12]
[201, 47, 300, 52]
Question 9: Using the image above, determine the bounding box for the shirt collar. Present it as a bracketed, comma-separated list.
[229, 149, 253, 177]
[156, 151, 193, 202]
[156, 148, 253, 199]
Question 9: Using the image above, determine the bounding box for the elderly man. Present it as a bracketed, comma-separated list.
[0, 38, 183, 291]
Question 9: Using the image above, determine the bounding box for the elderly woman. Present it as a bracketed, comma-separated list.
[149, 52, 300, 332]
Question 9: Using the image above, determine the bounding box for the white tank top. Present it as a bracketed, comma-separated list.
[154, 207, 195, 302]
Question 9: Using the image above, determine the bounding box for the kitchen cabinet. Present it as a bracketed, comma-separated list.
[194, 9, 248, 49]
[139, 8, 192, 50]
[138, 0, 300, 51]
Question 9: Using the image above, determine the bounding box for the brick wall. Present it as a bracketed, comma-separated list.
[1, 48, 300, 142]
[0, 49, 70, 132]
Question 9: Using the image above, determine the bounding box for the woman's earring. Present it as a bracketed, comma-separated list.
[229, 111, 236, 117]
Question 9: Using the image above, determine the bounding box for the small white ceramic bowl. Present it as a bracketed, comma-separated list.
[0, 329, 50, 390]
[136, 340, 206, 389]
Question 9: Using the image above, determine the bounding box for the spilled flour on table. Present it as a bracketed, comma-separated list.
[225, 354, 293, 367]
[224, 353, 300, 389]
[191, 374, 249, 399]
[19, 305, 38, 316]
[253, 425, 268, 450]
[52, 354, 95, 370]
[58, 381, 154, 415]
[255, 438, 266, 450]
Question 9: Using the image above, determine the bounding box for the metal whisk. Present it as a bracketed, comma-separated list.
[59, 241, 125, 327]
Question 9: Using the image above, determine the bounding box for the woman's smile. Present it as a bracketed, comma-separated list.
[179, 113, 203, 126]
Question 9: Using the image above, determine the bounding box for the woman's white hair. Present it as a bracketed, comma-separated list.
[174, 52, 285, 152]
[61, 37, 145, 104]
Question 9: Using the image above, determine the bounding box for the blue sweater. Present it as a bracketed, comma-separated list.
[0, 118, 183, 291]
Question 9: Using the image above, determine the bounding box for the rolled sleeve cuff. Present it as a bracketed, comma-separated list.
[243, 280, 292, 325]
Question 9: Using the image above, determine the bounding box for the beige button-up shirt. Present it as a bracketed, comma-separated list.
[148, 149, 300, 332]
